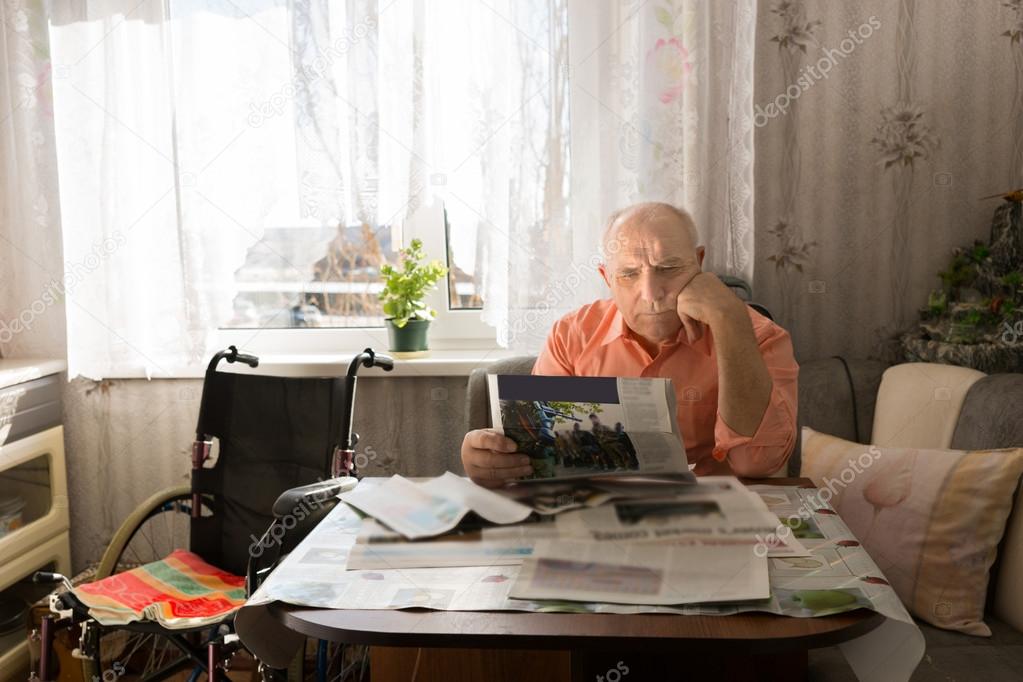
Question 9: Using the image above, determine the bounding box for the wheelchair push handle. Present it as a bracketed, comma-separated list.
[339, 348, 395, 472]
[195, 346, 260, 442]
[226, 345, 259, 368]
[203, 345, 259, 383]
[346, 347, 394, 376]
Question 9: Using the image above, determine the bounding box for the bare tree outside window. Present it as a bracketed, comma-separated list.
[226, 223, 397, 329]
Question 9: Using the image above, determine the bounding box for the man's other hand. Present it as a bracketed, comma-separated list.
[461, 429, 533, 488]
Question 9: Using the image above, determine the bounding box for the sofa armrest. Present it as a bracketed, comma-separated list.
[950, 373, 1023, 632]
[789, 358, 887, 475]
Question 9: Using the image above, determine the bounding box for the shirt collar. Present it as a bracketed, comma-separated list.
[598, 303, 712, 356]
[598, 307, 629, 346]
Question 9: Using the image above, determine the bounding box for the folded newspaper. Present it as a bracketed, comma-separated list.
[509, 539, 770, 605]
[487, 374, 695, 484]
[345, 476, 807, 570]
[554, 476, 783, 541]
[339, 472, 532, 540]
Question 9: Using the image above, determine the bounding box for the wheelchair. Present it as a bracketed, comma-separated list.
[31, 346, 391, 681]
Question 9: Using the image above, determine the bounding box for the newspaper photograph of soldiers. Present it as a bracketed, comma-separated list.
[498, 399, 640, 479]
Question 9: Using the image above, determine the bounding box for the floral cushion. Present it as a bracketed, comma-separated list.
[801, 427, 1023, 635]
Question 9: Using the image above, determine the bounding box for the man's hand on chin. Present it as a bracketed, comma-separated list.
[674, 272, 749, 343]
[676, 272, 774, 439]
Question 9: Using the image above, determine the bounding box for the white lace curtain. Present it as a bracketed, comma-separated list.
[49, 0, 422, 378]
[493, 0, 757, 349]
[0, 0, 66, 361]
[37, 0, 754, 376]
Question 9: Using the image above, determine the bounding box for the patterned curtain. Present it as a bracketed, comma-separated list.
[48, 1, 423, 378]
[482, 0, 758, 349]
[755, 0, 1023, 361]
[40, 1, 759, 366]
[0, 0, 66, 360]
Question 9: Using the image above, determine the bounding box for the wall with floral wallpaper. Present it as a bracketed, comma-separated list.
[754, 0, 1023, 361]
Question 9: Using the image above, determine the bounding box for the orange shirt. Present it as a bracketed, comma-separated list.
[533, 299, 798, 477]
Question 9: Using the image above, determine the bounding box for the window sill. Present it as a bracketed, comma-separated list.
[81, 349, 525, 380]
[0, 359, 67, 390]
[216, 349, 524, 378]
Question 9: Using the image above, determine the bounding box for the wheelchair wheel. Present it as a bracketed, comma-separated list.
[84, 485, 215, 681]
[96, 484, 207, 578]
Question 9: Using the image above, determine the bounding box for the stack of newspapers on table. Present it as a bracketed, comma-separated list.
[238, 373, 925, 680]
[338, 374, 806, 607]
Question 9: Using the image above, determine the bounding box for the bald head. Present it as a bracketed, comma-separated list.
[596, 202, 706, 348]
[601, 202, 699, 262]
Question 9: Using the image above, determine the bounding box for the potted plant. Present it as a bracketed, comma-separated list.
[379, 238, 448, 356]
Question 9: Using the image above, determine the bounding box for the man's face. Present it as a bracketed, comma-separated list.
[599, 210, 704, 347]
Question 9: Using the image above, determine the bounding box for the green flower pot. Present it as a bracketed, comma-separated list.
[386, 318, 431, 353]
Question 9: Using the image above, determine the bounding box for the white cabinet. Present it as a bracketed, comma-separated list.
[0, 427, 70, 563]
[0, 361, 69, 681]
[0, 534, 71, 679]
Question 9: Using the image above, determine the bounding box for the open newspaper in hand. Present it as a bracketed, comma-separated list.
[487, 374, 694, 485]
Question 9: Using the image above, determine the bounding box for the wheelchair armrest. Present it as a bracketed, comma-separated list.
[249, 477, 359, 593]
[271, 476, 356, 518]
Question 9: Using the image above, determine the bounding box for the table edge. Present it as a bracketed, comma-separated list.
[270, 604, 887, 654]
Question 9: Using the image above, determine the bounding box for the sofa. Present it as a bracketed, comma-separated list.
[465, 357, 1023, 681]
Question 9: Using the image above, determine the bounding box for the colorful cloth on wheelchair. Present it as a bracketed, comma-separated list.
[73, 550, 246, 629]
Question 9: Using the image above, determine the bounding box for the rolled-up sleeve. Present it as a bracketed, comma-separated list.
[711, 322, 799, 477]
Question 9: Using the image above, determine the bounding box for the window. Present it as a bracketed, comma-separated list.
[445, 208, 484, 311]
[224, 205, 484, 331]
[226, 223, 397, 329]
[50, 0, 570, 376]
[217, 200, 496, 354]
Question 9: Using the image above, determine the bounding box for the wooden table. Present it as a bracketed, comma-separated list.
[268, 478, 885, 681]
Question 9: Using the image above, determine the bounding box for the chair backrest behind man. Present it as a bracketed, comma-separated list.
[465, 356, 537, 434]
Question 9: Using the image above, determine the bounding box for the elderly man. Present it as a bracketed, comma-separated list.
[462, 202, 798, 486]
